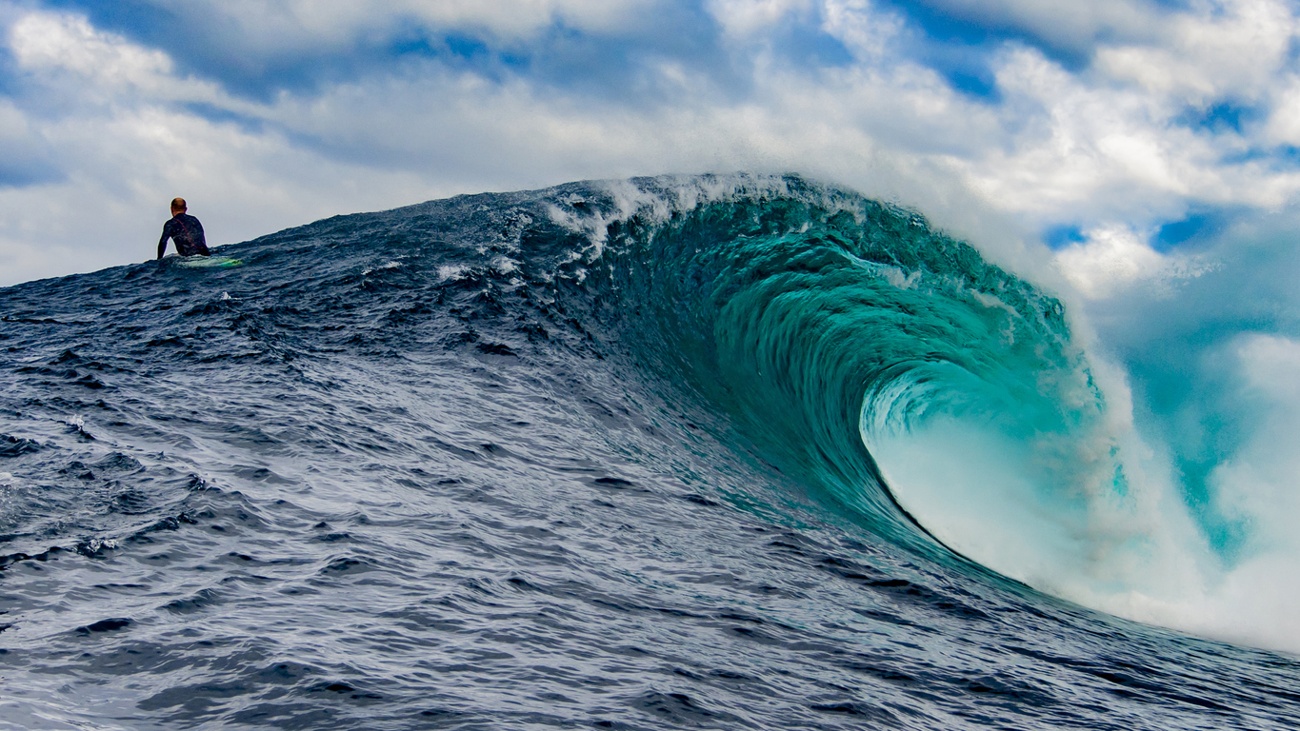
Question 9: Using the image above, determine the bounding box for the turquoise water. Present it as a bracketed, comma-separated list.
[604, 180, 1147, 589]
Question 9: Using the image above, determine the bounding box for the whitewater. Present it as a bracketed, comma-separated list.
[1, 174, 1297, 729]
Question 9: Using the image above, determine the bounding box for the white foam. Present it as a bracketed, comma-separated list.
[436, 264, 471, 281]
[545, 173, 809, 263]
[870, 332, 1300, 656]
[362, 260, 403, 276]
[492, 256, 519, 274]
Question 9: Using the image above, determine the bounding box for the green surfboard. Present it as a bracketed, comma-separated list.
[177, 255, 242, 269]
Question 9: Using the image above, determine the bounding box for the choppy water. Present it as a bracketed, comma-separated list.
[2, 175, 1297, 729]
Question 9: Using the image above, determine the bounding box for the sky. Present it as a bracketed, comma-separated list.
[2, 0, 1300, 651]
[1, 0, 1299, 291]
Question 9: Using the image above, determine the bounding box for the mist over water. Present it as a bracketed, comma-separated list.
[1, 174, 1297, 729]
[1060, 225, 1300, 653]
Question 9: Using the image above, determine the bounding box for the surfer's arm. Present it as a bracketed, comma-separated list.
[157, 230, 169, 260]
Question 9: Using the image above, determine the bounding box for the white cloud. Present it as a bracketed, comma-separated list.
[1053, 224, 1214, 299]
[1262, 75, 1300, 146]
[941, 28, 1300, 231]
[819, 0, 906, 61]
[707, 0, 815, 37]
[293, 0, 662, 37]
[10, 12, 172, 81]
[8, 12, 251, 113]
[1094, 0, 1296, 104]
[1055, 225, 1166, 298]
[916, 0, 1168, 53]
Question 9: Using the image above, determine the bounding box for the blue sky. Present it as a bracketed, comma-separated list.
[3, 0, 1300, 291]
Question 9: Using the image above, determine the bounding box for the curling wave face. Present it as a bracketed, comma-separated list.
[578, 178, 1204, 616]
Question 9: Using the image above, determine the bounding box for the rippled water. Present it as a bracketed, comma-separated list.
[2, 175, 1297, 729]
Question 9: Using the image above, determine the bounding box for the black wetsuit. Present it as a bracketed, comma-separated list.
[157, 213, 210, 259]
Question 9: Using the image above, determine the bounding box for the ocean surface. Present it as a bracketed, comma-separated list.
[1, 174, 1297, 729]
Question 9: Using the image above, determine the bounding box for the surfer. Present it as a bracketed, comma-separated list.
[156, 197, 210, 259]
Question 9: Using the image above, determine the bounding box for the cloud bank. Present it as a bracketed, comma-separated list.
[2, 0, 1299, 286]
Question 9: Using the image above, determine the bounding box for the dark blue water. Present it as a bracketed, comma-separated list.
[2, 175, 1297, 729]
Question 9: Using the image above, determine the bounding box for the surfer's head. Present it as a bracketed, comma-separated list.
[170, 197, 187, 215]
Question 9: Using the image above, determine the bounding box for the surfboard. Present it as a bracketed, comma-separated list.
[176, 255, 242, 269]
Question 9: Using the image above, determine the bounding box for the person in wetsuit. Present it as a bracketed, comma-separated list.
[157, 197, 210, 259]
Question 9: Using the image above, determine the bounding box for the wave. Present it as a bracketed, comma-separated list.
[536, 174, 1293, 653]
[2, 173, 1292, 656]
[570, 178, 1142, 560]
